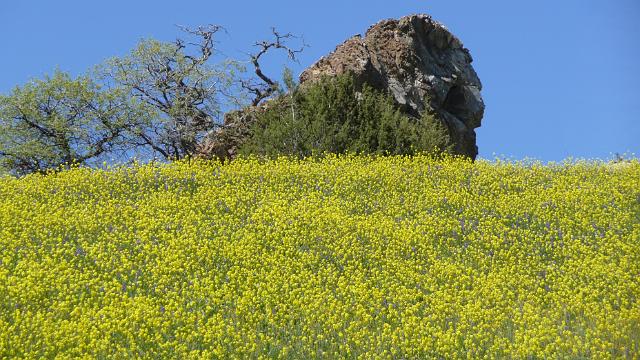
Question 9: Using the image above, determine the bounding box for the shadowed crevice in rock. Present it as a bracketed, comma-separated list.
[300, 14, 485, 159]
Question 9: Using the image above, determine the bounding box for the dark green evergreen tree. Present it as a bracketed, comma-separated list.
[239, 73, 452, 159]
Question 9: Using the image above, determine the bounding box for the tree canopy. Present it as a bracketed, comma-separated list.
[97, 25, 244, 160]
[0, 25, 304, 176]
[0, 70, 147, 176]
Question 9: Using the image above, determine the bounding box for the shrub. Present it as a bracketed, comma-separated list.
[238, 74, 452, 159]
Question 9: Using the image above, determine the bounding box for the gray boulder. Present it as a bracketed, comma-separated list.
[300, 14, 484, 159]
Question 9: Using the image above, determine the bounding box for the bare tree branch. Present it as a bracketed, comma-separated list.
[244, 27, 307, 106]
[175, 24, 224, 66]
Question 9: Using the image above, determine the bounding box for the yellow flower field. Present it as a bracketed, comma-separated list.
[0, 154, 638, 358]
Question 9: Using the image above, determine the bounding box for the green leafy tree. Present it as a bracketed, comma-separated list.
[239, 73, 452, 159]
[0, 70, 147, 176]
[0, 24, 305, 172]
[98, 25, 244, 160]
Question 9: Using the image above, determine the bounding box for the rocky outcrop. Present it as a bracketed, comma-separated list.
[197, 14, 484, 160]
[300, 14, 484, 159]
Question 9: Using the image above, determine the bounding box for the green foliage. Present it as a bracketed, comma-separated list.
[238, 74, 452, 159]
[0, 70, 148, 176]
[97, 32, 244, 160]
[281, 66, 297, 93]
[0, 27, 303, 174]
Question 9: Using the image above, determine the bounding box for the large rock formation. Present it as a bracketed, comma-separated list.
[300, 14, 484, 159]
[197, 14, 484, 160]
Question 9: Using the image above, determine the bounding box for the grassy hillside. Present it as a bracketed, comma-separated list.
[0, 154, 638, 358]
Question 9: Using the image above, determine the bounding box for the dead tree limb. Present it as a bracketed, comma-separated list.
[244, 28, 307, 106]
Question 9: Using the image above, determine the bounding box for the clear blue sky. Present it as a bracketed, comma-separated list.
[1, 0, 638, 162]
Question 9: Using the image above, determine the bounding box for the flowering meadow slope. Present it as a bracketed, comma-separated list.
[0, 155, 638, 358]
